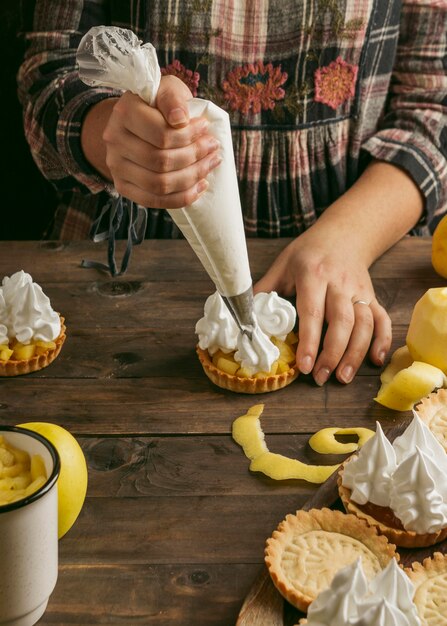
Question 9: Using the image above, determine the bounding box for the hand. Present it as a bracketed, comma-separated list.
[82, 75, 221, 208]
[254, 228, 392, 385]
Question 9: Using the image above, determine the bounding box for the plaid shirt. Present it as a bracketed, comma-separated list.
[18, 0, 447, 240]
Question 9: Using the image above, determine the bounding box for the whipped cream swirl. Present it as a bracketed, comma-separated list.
[196, 291, 296, 374]
[0, 290, 9, 345]
[195, 291, 239, 355]
[390, 446, 447, 534]
[342, 415, 447, 534]
[252, 292, 295, 340]
[305, 559, 420, 626]
[342, 422, 396, 507]
[1, 271, 60, 344]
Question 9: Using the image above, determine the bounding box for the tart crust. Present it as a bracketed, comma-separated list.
[415, 389, 447, 453]
[196, 345, 299, 394]
[338, 461, 447, 548]
[0, 315, 66, 377]
[264, 507, 397, 612]
[406, 552, 447, 625]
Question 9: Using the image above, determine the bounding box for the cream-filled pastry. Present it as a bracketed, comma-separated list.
[339, 415, 447, 547]
[196, 291, 299, 393]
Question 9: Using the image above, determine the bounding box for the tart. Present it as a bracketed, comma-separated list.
[264, 507, 397, 612]
[415, 389, 447, 453]
[406, 552, 447, 625]
[0, 315, 66, 377]
[338, 459, 447, 548]
[196, 342, 299, 394]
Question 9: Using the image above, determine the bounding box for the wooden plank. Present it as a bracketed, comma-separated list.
[0, 377, 412, 435]
[0, 237, 436, 282]
[59, 494, 309, 565]
[8, 326, 410, 379]
[18, 277, 441, 331]
[81, 435, 344, 498]
[39, 563, 261, 626]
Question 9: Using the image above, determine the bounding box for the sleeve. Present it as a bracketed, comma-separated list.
[17, 0, 122, 195]
[361, 0, 447, 228]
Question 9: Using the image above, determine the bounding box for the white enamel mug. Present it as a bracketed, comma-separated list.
[0, 426, 60, 626]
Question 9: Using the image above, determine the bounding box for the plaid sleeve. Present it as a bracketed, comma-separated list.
[361, 0, 447, 226]
[17, 0, 122, 195]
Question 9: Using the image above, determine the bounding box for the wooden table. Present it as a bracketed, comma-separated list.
[0, 237, 441, 625]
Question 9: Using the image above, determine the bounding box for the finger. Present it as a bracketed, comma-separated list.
[113, 93, 208, 149]
[110, 149, 221, 197]
[114, 177, 209, 209]
[294, 279, 327, 375]
[368, 298, 392, 366]
[156, 74, 193, 127]
[312, 291, 355, 386]
[335, 302, 374, 384]
[110, 127, 221, 173]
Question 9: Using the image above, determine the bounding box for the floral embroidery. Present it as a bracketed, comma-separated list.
[222, 62, 288, 115]
[161, 60, 200, 97]
[314, 57, 358, 110]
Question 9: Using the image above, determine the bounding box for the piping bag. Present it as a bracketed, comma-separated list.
[77, 26, 255, 336]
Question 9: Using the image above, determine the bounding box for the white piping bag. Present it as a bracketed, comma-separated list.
[77, 26, 254, 334]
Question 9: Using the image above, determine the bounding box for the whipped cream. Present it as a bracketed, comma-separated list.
[342, 422, 396, 507]
[305, 559, 420, 626]
[342, 416, 447, 534]
[196, 291, 296, 375]
[393, 410, 447, 465]
[1, 271, 60, 344]
[390, 446, 447, 534]
[235, 325, 279, 374]
[0, 290, 8, 345]
[252, 292, 295, 340]
[195, 292, 239, 355]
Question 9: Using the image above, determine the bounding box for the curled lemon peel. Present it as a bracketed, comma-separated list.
[232, 404, 339, 483]
[374, 350, 447, 412]
[308, 427, 375, 455]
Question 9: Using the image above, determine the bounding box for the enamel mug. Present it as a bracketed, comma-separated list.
[0, 426, 60, 626]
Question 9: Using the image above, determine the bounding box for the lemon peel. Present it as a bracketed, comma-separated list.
[232, 404, 339, 483]
[374, 357, 447, 412]
[249, 451, 337, 483]
[308, 427, 375, 455]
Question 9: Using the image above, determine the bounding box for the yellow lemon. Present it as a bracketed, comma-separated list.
[432, 214, 447, 278]
[17, 422, 88, 539]
[406, 287, 447, 373]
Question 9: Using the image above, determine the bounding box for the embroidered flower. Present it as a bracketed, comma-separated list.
[222, 61, 288, 115]
[161, 60, 200, 97]
[314, 57, 358, 110]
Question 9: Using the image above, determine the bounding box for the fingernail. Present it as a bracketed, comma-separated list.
[340, 365, 354, 384]
[197, 179, 209, 195]
[299, 355, 313, 375]
[208, 138, 221, 151]
[209, 155, 222, 170]
[314, 367, 331, 386]
[378, 351, 386, 365]
[168, 107, 187, 126]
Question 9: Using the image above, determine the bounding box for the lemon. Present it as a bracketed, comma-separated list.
[17, 422, 88, 539]
[432, 214, 447, 278]
[406, 287, 447, 373]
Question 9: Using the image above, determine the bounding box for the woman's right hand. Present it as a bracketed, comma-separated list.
[81, 75, 221, 208]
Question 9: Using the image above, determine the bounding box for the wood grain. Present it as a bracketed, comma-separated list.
[0, 238, 442, 626]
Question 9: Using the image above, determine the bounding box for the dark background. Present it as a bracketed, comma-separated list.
[0, 1, 57, 239]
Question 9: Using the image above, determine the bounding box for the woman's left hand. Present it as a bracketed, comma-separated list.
[254, 228, 392, 385]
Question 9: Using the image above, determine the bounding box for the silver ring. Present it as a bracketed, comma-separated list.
[353, 299, 370, 306]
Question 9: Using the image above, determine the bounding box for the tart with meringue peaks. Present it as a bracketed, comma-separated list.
[195, 291, 299, 393]
[338, 414, 447, 547]
[0, 271, 65, 376]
